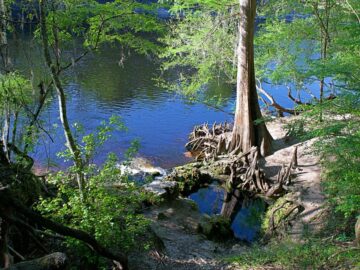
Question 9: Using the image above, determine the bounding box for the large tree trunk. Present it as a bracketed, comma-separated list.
[230, 0, 272, 156]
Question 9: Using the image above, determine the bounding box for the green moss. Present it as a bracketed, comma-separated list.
[168, 165, 212, 195]
[197, 215, 234, 241]
[261, 195, 292, 233]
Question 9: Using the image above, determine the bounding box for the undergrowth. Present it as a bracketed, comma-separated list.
[227, 237, 359, 269]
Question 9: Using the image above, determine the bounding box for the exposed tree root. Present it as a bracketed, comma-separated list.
[262, 199, 305, 241]
[185, 123, 298, 198]
[178, 123, 301, 224]
[185, 122, 232, 161]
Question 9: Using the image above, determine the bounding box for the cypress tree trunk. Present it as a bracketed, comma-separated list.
[230, 0, 272, 156]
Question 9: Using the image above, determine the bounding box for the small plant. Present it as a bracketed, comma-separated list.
[37, 153, 152, 267]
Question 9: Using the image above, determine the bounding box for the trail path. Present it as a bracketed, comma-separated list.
[264, 118, 326, 239]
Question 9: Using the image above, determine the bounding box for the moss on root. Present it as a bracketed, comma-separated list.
[165, 164, 213, 196]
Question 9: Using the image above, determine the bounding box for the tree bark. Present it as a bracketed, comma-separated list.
[0, 0, 9, 70]
[230, 0, 272, 156]
[318, 0, 330, 122]
[0, 218, 12, 268]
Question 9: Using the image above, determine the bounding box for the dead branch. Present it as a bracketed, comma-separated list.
[257, 86, 296, 115]
[8, 246, 25, 261]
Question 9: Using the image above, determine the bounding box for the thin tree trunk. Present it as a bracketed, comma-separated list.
[2, 107, 10, 162]
[0, 0, 10, 162]
[0, 0, 9, 70]
[319, 0, 330, 122]
[39, 0, 84, 193]
[11, 112, 19, 152]
[230, 0, 272, 156]
[0, 218, 11, 268]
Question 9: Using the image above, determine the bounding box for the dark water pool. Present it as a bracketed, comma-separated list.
[189, 185, 266, 242]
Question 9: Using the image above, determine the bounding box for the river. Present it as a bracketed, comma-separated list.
[11, 37, 321, 169]
[10, 37, 236, 169]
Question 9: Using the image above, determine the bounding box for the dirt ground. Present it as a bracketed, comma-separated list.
[264, 117, 326, 239]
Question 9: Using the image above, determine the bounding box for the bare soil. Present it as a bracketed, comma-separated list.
[264, 117, 326, 239]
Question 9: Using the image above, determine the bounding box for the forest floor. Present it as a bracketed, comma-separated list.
[129, 117, 327, 270]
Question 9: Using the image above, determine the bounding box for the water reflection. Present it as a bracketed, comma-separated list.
[189, 185, 266, 242]
[9, 38, 235, 168]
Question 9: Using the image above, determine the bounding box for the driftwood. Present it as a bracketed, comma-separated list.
[5, 252, 67, 270]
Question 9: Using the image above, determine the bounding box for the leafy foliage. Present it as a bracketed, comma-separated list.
[257, 0, 360, 94]
[159, 0, 237, 95]
[34, 0, 166, 59]
[0, 72, 36, 153]
[299, 93, 360, 219]
[0, 72, 32, 113]
[36, 153, 153, 266]
[57, 115, 127, 165]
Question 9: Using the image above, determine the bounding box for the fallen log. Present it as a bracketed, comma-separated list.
[4, 252, 67, 270]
